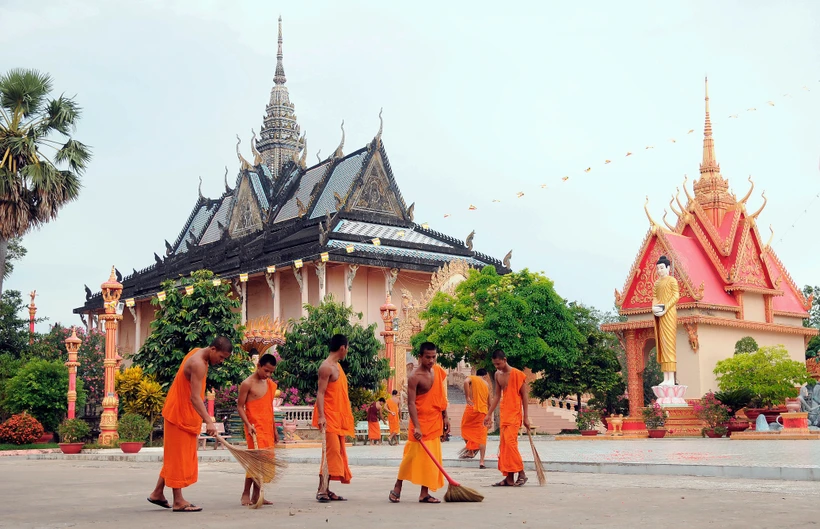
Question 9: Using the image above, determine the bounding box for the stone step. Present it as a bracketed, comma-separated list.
[447, 402, 576, 436]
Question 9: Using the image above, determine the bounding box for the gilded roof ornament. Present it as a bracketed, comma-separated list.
[749, 191, 767, 219]
[669, 195, 682, 218]
[296, 197, 307, 217]
[274, 15, 287, 85]
[502, 250, 512, 269]
[250, 129, 264, 166]
[375, 107, 383, 148]
[738, 175, 754, 205]
[765, 225, 774, 249]
[466, 230, 475, 251]
[316, 149, 322, 163]
[198, 176, 204, 200]
[236, 135, 252, 170]
[407, 202, 415, 222]
[299, 135, 307, 169]
[333, 120, 345, 158]
[644, 196, 659, 229]
[224, 166, 232, 193]
[662, 210, 675, 231]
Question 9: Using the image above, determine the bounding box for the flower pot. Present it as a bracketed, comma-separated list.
[726, 419, 750, 435]
[580, 430, 598, 436]
[36, 432, 54, 444]
[785, 398, 800, 413]
[119, 442, 144, 454]
[58, 443, 84, 454]
[647, 429, 667, 438]
[704, 429, 723, 438]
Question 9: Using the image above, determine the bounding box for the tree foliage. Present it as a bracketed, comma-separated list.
[531, 303, 622, 405]
[132, 269, 248, 389]
[0, 290, 28, 359]
[3, 359, 86, 432]
[276, 296, 390, 398]
[4, 238, 25, 280]
[734, 336, 759, 355]
[714, 345, 812, 408]
[0, 69, 91, 295]
[803, 285, 820, 330]
[412, 267, 583, 375]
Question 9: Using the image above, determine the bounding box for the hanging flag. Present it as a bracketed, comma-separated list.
[239, 273, 249, 282]
[320, 252, 329, 262]
[294, 259, 303, 268]
[396, 230, 406, 237]
[185, 286, 194, 296]
[266, 265, 276, 274]
[443, 213, 450, 218]
[604, 160, 611, 164]
[767, 101, 775, 106]
[157, 291, 166, 302]
[346, 244, 355, 253]
[626, 152, 632, 156]
[212, 279, 222, 286]
[372, 238, 381, 246]
[584, 167, 591, 173]
[125, 298, 135, 307]
[468, 205, 477, 210]
[687, 129, 694, 134]
[516, 192, 525, 198]
[562, 176, 569, 182]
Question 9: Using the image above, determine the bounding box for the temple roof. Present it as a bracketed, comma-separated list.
[614, 79, 811, 318]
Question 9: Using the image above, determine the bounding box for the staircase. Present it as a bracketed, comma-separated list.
[447, 401, 576, 436]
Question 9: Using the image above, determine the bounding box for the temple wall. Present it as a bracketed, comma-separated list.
[118, 311, 136, 356]
[694, 325, 806, 396]
[671, 326, 699, 394]
[773, 314, 804, 327]
[326, 264, 346, 302]
[306, 263, 320, 306]
[246, 277, 271, 320]
[279, 268, 302, 323]
[742, 293, 766, 322]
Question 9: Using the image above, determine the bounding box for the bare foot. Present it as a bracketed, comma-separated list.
[241, 494, 251, 506]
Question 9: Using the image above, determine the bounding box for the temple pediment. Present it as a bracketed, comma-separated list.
[347, 150, 406, 219]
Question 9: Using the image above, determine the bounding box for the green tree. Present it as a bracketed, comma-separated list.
[714, 345, 812, 408]
[734, 336, 759, 355]
[412, 267, 583, 375]
[0, 69, 91, 295]
[276, 297, 390, 398]
[0, 290, 28, 358]
[531, 303, 622, 410]
[4, 358, 86, 432]
[806, 336, 820, 359]
[4, 238, 25, 280]
[802, 285, 820, 329]
[132, 269, 248, 389]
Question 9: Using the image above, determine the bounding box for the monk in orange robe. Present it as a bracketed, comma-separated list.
[313, 334, 355, 503]
[460, 368, 490, 468]
[367, 399, 384, 444]
[386, 390, 401, 445]
[485, 349, 530, 487]
[147, 337, 233, 512]
[237, 353, 279, 506]
[389, 342, 449, 504]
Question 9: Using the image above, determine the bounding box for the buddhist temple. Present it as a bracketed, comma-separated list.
[602, 79, 818, 421]
[73, 18, 509, 392]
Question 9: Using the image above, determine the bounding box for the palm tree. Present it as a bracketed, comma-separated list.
[0, 68, 91, 294]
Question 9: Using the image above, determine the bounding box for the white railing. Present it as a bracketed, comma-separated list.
[278, 405, 314, 427]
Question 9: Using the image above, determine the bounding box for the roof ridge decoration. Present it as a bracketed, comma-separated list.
[762, 244, 813, 311]
[224, 166, 232, 194]
[274, 15, 286, 85]
[170, 194, 208, 253]
[333, 120, 345, 159]
[250, 129, 264, 166]
[236, 135, 252, 171]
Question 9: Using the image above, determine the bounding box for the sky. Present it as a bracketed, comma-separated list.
[3, 0, 819, 331]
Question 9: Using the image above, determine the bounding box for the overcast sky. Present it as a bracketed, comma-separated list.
[4, 0, 819, 331]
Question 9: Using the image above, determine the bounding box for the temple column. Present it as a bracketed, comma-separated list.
[266, 270, 279, 319]
[345, 264, 359, 308]
[624, 329, 644, 418]
[316, 261, 327, 301]
[64, 328, 82, 420]
[133, 303, 141, 354]
[380, 296, 397, 393]
[98, 267, 123, 446]
[274, 271, 281, 319]
[293, 265, 308, 318]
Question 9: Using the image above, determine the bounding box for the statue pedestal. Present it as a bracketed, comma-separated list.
[652, 385, 688, 407]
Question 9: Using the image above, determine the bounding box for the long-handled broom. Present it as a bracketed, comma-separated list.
[525, 429, 546, 486]
[417, 439, 483, 502]
[319, 426, 330, 494]
[214, 433, 287, 509]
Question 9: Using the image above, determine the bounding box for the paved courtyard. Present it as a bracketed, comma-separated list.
[1, 458, 818, 529]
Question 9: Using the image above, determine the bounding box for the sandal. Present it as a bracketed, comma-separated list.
[515, 475, 529, 487]
[492, 480, 514, 487]
[419, 495, 441, 503]
[147, 497, 171, 509]
[389, 490, 401, 503]
[479, 464, 487, 469]
[327, 491, 347, 501]
[172, 504, 202, 512]
[316, 493, 331, 503]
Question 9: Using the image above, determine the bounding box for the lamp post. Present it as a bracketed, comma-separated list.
[64, 327, 82, 419]
[28, 291, 36, 344]
[98, 267, 123, 446]
[380, 295, 397, 393]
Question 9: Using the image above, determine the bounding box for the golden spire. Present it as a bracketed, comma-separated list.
[701, 76, 717, 170]
[274, 15, 286, 85]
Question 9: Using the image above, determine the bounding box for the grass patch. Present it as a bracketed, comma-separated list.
[0, 443, 59, 451]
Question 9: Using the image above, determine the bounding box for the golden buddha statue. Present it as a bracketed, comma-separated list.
[652, 255, 680, 386]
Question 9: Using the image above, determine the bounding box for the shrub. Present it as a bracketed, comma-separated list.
[0, 412, 44, 444]
[693, 392, 731, 429]
[117, 413, 152, 442]
[575, 407, 601, 431]
[641, 401, 667, 429]
[57, 418, 90, 443]
[4, 359, 86, 432]
[713, 388, 754, 416]
[714, 345, 812, 408]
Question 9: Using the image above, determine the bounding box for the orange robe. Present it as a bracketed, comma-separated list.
[461, 375, 489, 451]
[397, 365, 448, 491]
[312, 364, 355, 483]
[386, 399, 400, 435]
[160, 349, 205, 489]
[244, 379, 277, 449]
[498, 367, 525, 474]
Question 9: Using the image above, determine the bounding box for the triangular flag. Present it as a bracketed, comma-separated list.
[239, 273, 249, 282]
[516, 192, 525, 198]
[468, 205, 477, 210]
[157, 291, 166, 302]
[185, 286, 194, 296]
[626, 152, 632, 156]
[266, 266, 276, 274]
[584, 167, 591, 173]
[687, 129, 694, 134]
[294, 259, 303, 268]
[562, 176, 569, 181]
[212, 279, 222, 286]
[320, 252, 329, 262]
[346, 244, 354, 253]
[372, 238, 381, 246]
[604, 160, 611, 164]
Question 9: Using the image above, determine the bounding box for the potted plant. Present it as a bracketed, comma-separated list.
[641, 401, 668, 438]
[57, 418, 90, 454]
[693, 392, 731, 438]
[714, 388, 753, 434]
[714, 345, 812, 425]
[576, 408, 601, 436]
[117, 413, 151, 453]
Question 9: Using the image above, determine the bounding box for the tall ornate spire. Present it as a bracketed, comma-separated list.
[692, 77, 734, 226]
[257, 16, 303, 180]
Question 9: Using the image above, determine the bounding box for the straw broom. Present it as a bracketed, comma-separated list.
[214, 433, 287, 509]
[418, 439, 483, 502]
[319, 426, 330, 493]
[525, 429, 546, 486]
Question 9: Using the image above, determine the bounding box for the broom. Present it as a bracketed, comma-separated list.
[417, 439, 483, 502]
[457, 447, 477, 459]
[319, 426, 330, 494]
[214, 433, 287, 509]
[525, 429, 546, 486]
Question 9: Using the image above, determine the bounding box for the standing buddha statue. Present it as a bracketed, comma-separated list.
[652, 255, 680, 386]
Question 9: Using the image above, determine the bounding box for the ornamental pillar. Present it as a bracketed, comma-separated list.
[316, 261, 327, 301]
[28, 291, 36, 344]
[380, 295, 397, 393]
[624, 329, 643, 418]
[64, 327, 82, 420]
[345, 264, 359, 308]
[98, 266, 123, 446]
[273, 271, 281, 319]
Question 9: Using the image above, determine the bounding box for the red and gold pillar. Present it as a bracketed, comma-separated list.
[28, 293, 36, 344]
[624, 329, 644, 418]
[98, 267, 123, 446]
[64, 328, 82, 419]
[380, 295, 397, 394]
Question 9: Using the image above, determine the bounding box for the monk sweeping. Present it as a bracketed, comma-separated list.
[484, 349, 530, 487]
[389, 342, 449, 504]
[313, 334, 355, 503]
[237, 353, 279, 506]
[147, 337, 233, 512]
[459, 368, 490, 468]
[386, 390, 401, 445]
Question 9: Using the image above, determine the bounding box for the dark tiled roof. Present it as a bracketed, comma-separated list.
[199, 196, 234, 246]
[249, 172, 270, 211]
[175, 204, 215, 254]
[274, 161, 331, 222]
[333, 219, 451, 248]
[326, 240, 486, 267]
[310, 150, 368, 219]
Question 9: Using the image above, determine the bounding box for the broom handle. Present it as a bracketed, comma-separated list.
[417, 438, 460, 487]
[252, 432, 258, 448]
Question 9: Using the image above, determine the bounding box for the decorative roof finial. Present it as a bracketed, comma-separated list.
[765, 225, 774, 248]
[250, 129, 263, 166]
[749, 191, 767, 219]
[375, 107, 383, 147]
[274, 15, 287, 85]
[333, 120, 345, 158]
[224, 166, 232, 193]
[316, 149, 322, 163]
[198, 176, 204, 200]
[299, 135, 307, 169]
[739, 175, 755, 205]
[644, 196, 659, 228]
[702, 76, 717, 170]
[236, 135, 252, 170]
